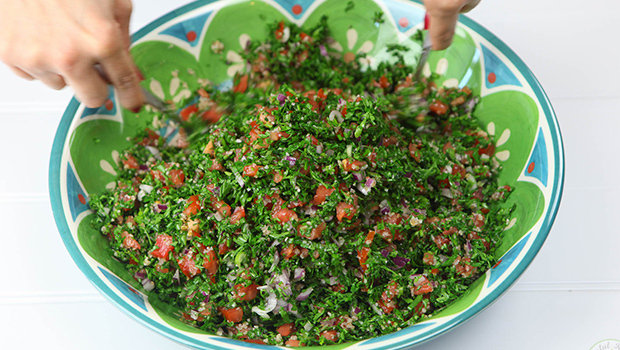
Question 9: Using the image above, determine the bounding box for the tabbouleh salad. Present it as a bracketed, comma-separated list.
[90, 17, 513, 346]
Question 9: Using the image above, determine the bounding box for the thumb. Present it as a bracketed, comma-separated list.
[427, 11, 460, 51]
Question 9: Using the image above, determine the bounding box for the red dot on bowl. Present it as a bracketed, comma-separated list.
[487, 72, 496, 84]
[186, 30, 197, 42]
[104, 99, 114, 111]
[398, 17, 409, 28]
[527, 161, 535, 173]
[292, 4, 302, 15]
[492, 258, 503, 269]
[78, 194, 86, 205]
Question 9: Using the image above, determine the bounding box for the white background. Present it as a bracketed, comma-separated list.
[0, 0, 619, 349]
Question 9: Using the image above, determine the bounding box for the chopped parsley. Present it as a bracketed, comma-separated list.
[89, 17, 512, 346]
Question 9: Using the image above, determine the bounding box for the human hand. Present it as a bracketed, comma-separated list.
[423, 0, 481, 50]
[0, 0, 143, 110]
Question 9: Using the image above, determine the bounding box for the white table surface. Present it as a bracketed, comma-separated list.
[1, 0, 619, 349]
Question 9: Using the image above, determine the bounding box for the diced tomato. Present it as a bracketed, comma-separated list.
[342, 159, 366, 172]
[281, 244, 299, 260]
[320, 330, 338, 342]
[233, 74, 249, 93]
[203, 248, 219, 276]
[413, 275, 434, 295]
[230, 207, 246, 224]
[273, 171, 283, 183]
[298, 221, 325, 240]
[169, 169, 185, 188]
[241, 338, 266, 345]
[472, 213, 485, 228]
[218, 242, 231, 255]
[285, 339, 302, 347]
[308, 134, 319, 146]
[179, 104, 199, 121]
[220, 307, 243, 323]
[150, 234, 174, 260]
[121, 231, 141, 250]
[243, 164, 260, 177]
[201, 108, 223, 123]
[203, 140, 214, 155]
[442, 227, 458, 235]
[277, 323, 295, 337]
[234, 283, 259, 301]
[151, 170, 165, 182]
[478, 143, 496, 156]
[423, 252, 436, 265]
[336, 202, 356, 221]
[178, 251, 201, 278]
[365, 230, 375, 245]
[183, 195, 201, 217]
[432, 235, 450, 249]
[429, 100, 449, 115]
[357, 247, 370, 272]
[408, 143, 421, 162]
[378, 299, 396, 314]
[454, 256, 477, 277]
[154, 263, 169, 273]
[207, 158, 223, 171]
[379, 75, 390, 89]
[275, 208, 298, 223]
[312, 185, 335, 205]
[213, 200, 232, 217]
[122, 154, 139, 170]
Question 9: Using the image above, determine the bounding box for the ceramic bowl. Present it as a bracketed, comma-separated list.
[49, 0, 564, 348]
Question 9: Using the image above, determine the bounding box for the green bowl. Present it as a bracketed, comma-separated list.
[49, 0, 564, 348]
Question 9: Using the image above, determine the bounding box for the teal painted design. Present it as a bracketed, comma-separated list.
[383, 0, 425, 32]
[361, 321, 435, 345]
[273, 0, 315, 19]
[80, 87, 116, 119]
[488, 232, 531, 286]
[99, 267, 147, 311]
[160, 12, 212, 46]
[66, 163, 89, 221]
[480, 43, 521, 88]
[524, 128, 548, 186]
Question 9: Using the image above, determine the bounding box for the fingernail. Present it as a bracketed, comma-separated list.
[135, 68, 145, 82]
[131, 106, 142, 113]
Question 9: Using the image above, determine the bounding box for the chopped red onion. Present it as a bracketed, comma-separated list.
[328, 110, 344, 123]
[380, 206, 391, 215]
[277, 93, 286, 104]
[409, 273, 422, 282]
[142, 278, 155, 291]
[172, 269, 180, 283]
[352, 172, 363, 182]
[365, 177, 376, 187]
[381, 249, 389, 258]
[134, 269, 147, 281]
[393, 256, 410, 268]
[296, 287, 314, 301]
[319, 45, 328, 57]
[464, 241, 473, 254]
[268, 251, 280, 273]
[139, 164, 148, 171]
[404, 172, 413, 179]
[379, 200, 390, 215]
[303, 321, 313, 331]
[284, 155, 297, 166]
[354, 307, 361, 314]
[252, 291, 277, 317]
[316, 144, 323, 154]
[293, 268, 306, 280]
